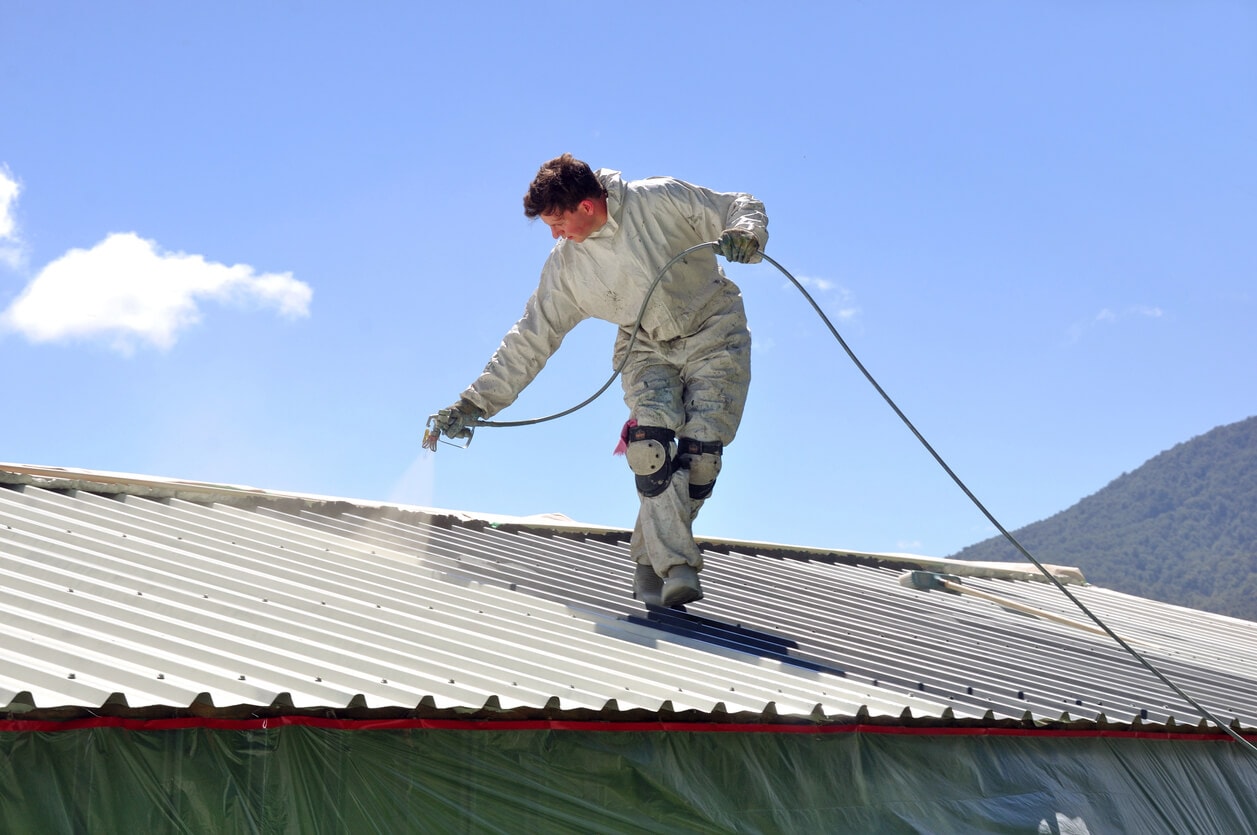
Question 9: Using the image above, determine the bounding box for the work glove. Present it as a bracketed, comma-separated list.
[716, 228, 760, 263]
[434, 399, 484, 440]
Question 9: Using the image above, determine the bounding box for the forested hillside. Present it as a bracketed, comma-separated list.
[951, 416, 1257, 621]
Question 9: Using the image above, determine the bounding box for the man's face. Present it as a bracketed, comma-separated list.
[539, 200, 603, 243]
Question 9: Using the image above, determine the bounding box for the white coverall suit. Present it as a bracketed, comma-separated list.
[459, 169, 768, 583]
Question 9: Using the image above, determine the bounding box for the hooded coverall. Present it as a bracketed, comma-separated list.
[458, 169, 768, 580]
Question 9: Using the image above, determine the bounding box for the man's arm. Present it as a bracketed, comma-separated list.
[654, 177, 769, 261]
[455, 256, 586, 419]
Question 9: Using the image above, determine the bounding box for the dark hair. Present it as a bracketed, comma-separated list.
[523, 153, 607, 218]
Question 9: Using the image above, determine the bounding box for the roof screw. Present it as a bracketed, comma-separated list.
[381, 679, 388, 684]
[68, 673, 76, 679]
[239, 675, 247, 681]
[157, 674, 165, 680]
[315, 677, 322, 682]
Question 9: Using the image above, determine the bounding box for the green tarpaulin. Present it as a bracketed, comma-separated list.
[2, 721, 1254, 834]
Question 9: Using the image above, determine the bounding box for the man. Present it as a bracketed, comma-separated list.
[433, 154, 767, 608]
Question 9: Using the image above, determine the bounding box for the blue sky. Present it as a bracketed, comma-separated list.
[2, 2, 1254, 559]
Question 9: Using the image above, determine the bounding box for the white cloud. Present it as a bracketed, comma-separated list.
[0, 166, 24, 269]
[1067, 304, 1165, 344]
[799, 275, 835, 293]
[0, 167, 18, 239]
[0, 231, 312, 353]
[795, 275, 860, 321]
[1096, 305, 1163, 325]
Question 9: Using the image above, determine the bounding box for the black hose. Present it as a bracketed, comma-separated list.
[470, 241, 1256, 752]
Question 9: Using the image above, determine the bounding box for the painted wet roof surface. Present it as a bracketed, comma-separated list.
[3, 464, 1256, 731]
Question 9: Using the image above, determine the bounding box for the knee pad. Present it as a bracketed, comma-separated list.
[625, 425, 675, 498]
[678, 438, 723, 501]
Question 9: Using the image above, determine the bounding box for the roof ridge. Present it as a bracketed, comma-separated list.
[0, 461, 1084, 585]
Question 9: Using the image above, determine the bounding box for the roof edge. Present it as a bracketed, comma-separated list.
[6, 700, 1233, 737]
[695, 535, 1087, 585]
[0, 461, 588, 528]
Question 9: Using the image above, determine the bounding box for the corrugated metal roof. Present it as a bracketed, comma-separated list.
[3, 462, 1255, 732]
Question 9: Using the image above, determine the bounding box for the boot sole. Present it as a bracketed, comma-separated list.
[660, 581, 704, 608]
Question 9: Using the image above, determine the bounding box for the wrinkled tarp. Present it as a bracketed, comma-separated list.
[2, 723, 1254, 834]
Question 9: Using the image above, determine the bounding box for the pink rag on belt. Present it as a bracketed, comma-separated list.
[613, 418, 638, 455]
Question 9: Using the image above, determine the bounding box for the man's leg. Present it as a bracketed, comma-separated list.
[677, 307, 751, 520]
[619, 348, 705, 604]
[633, 468, 706, 606]
[621, 306, 750, 606]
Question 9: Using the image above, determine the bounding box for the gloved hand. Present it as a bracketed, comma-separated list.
[716, 228, 760, 263]
[434, 399, 484, 440]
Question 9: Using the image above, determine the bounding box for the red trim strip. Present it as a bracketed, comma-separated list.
[0, 714, 1249, 742]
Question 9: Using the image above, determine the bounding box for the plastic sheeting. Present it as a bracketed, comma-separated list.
[2, 722, 1255, 834]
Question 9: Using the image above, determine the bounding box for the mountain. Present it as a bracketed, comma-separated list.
[950, 416, 1257, 622]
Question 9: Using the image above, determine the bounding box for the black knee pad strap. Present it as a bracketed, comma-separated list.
[677, 438, 723, 458]
[689, 481, 716, 501]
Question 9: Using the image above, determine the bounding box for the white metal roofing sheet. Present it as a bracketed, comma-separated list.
[2, 464, 1255, 732]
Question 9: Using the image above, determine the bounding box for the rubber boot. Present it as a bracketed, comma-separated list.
[661, 564, 704, 608]
[633, 562, 664, 606]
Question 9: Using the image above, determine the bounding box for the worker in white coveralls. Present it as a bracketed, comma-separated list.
[432, 154, 767, 608]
